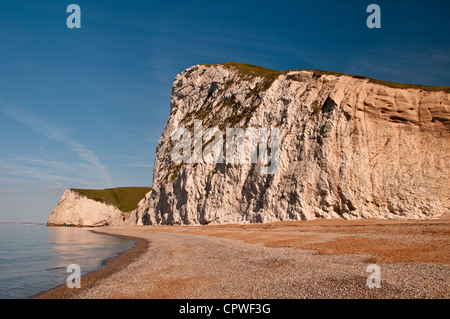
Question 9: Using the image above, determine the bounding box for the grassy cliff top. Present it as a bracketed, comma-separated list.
[208, 62, 450, 93]
[70, 187, 152, 212]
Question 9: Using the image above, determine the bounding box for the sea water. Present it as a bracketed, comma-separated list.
[0, 223, 135, 299]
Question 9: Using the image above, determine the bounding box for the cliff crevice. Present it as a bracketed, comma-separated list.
[139, 62, 449, 224]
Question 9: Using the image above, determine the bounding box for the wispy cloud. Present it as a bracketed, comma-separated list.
[0, 158, 92, 186]
[99, 153, 155, 169]
[0, 185, 16, 194]
[38, 185, 67, 194]
[0, 100, 112, 187]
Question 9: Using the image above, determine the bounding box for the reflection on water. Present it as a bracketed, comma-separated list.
[46, 227, 134, 276]
[0, 224, 135, 299]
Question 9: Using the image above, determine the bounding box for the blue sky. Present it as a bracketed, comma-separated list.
[0, 0, 449, 222]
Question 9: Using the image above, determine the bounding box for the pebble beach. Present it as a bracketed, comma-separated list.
[36, 218, 450, 299]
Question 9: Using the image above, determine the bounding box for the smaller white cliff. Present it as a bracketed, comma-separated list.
[47, 189, 136, 227]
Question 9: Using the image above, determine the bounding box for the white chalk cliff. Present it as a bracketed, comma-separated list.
[137, 63, 450, 224]
[47, 189, 135, 227]
[49, 62, 450, 226]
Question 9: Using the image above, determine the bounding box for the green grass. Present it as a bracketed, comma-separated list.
[366, 78, 450, 93]
[213, 62, 450, 93]
[71, 187, 152, 212]
[307, 69, 450, 93]
[220, 62, 283, 81]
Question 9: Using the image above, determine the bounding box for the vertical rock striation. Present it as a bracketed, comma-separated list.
[138, 62, 450, 224]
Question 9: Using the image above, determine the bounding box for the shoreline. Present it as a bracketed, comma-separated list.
[34, 229, 149, 299]
[34, 218, 449, 299]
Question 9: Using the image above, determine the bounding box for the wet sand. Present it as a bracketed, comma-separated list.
[36, 217, 450, 299]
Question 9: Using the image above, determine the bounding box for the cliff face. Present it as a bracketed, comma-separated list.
[47, 189, 137, 227]
[137, 62, 450, 225]
[47, 63, 450, 226]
